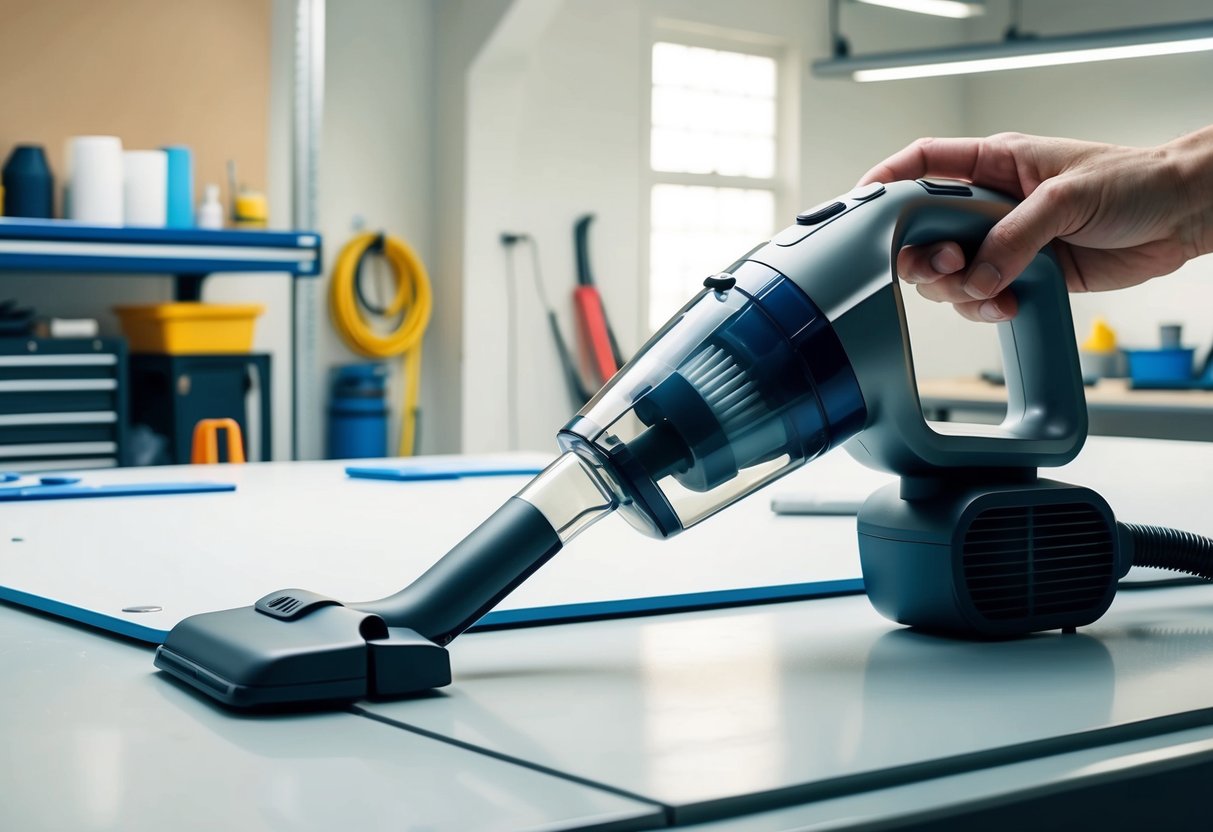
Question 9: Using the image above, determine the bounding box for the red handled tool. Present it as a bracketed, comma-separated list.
[573, 215, 625, 387]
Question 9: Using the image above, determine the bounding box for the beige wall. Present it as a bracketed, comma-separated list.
[0, 0, 271, 215]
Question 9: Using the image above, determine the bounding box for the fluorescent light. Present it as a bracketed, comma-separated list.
[813, 20, 1213, 82]
[856, 36, 1213, 80]
[854, 0, 984, 19]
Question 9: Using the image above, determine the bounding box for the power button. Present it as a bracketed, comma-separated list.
[796, 201, 846, 226]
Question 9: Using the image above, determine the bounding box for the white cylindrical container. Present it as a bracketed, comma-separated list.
[66, 135, 124, 224]
[122, 149, 168, 226]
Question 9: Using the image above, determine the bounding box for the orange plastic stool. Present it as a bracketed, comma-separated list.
[191, 418, 246, 464]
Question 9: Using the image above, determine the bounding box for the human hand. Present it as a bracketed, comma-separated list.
[857, 129, 1213, 322]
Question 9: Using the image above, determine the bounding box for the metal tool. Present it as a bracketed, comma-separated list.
[155, 179, 1209, 709]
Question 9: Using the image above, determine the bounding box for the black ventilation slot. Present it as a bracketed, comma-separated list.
[267, 596, 302, 614]
[962, 502, 1115, 622]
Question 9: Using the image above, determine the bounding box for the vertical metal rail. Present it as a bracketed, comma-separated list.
[292, 0, 325, 459]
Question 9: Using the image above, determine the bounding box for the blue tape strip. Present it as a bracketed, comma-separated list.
[0, 578, 866, 646]
[472, 579, 867, 629]
[0, 482, 236, 502]
[0, 584, 167, 644]
[346, 465, 546, 482]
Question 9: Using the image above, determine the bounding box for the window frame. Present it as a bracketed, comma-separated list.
[640, 23, 798, 336]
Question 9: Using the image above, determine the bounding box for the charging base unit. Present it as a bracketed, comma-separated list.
[858, 477, 1129, 637]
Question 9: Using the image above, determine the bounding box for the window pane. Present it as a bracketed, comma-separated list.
[652, 42, 689, 87]
[649, 185, 776, 331]
[743, 54, 777, 97]
[742, 138, 775, 179]
[650, 41, 777, 179]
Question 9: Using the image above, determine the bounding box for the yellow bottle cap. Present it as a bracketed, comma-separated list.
[1082, 317, 1117, 352]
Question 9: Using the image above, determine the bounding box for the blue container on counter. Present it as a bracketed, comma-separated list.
[1125, 348, 1195, 384]
[2, 145, 54, 218]
[162, 145, 195, 228]
[327, 363, 388, 459]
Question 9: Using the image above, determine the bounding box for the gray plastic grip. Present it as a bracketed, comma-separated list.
[897, 191, 1086, 441]
[747, 180, 1086, 475]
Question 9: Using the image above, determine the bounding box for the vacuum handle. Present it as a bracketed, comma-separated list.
[352, 497, 562, 644]
[897, 188, 1087, 455]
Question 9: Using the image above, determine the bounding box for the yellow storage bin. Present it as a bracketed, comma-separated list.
[113, 303, 265, 354]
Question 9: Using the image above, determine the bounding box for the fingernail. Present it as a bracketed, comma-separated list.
[964, 262, 1001, 299]
[979, 299, 1005, 322]
[930, 248, 962, 273]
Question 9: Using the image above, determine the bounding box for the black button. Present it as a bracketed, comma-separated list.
[917, 178, 972, 197]
[796, 201, 846, 225]
[703, 273, 736, 292]
[848, 182, 885, 201]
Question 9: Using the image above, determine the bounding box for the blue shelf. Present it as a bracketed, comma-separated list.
[0, 218, 321, 277]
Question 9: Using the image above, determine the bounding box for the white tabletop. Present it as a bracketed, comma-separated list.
[4, 436, 1211, 642]
[0, 601, 662, 832]
[5, 436, 1213, 829]
[360, 583, 1213, 824]
[0, 452, 884, 641]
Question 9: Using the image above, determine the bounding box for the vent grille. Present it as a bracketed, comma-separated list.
[962, 502, 1114, 622]
[266, 595, 301, 614]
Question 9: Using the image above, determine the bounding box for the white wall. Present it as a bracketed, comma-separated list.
[302, 0, 445, 457]
[458, 0, 967, 454]
[428, 0, 516, 457]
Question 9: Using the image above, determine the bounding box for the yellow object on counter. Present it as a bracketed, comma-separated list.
[114, 303, 265, 354]
[329, 231, 432, 456]
[1082, 317, 1118, 352]
[233, 191, 268, 228]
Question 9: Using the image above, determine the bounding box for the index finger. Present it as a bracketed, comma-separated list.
[857, 137, 984, 186]
[859, 136, 1032, 197]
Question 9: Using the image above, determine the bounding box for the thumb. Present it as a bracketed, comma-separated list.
[962, 180, 1078, 300]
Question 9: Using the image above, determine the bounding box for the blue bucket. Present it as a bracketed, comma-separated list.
[1124, 348, 1194, 384]
[327, 363, 388, 459]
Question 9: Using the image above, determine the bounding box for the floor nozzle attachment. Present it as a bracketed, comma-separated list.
[155, 492, 568, 709]
[154, 597, 451, 709]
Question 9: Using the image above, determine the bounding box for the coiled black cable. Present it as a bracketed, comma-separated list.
[1120, 522, 1213, 580]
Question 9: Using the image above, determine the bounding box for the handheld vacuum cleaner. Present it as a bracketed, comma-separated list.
[155, 179, 1213, 708]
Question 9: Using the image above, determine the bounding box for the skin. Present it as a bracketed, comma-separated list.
[856, 127, 1213, 322]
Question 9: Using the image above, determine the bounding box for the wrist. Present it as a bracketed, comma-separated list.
[1165, 127, 1213, 258]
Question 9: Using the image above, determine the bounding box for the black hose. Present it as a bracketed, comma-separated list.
[1120, 522, 1213, 580]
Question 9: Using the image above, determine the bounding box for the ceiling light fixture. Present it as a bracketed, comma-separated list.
[815, 5, 1213, 82]
[853, 0, 984, 20]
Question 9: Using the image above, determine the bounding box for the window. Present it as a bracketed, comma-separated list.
[647, 39, 784, 332]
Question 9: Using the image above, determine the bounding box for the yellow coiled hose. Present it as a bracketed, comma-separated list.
[329, 232, 432, 456]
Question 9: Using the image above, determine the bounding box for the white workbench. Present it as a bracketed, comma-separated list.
[5, 436, 1213, 830]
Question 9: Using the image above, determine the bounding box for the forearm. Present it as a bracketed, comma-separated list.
[1164, 125, 1213, 259]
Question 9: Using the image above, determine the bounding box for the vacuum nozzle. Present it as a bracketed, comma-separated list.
[154, 591, 450, 708]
